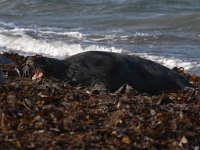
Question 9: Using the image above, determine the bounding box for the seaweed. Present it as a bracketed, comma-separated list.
[0, 53, 200, 149]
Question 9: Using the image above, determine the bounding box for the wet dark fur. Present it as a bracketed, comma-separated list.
[31, 51, 190, 94]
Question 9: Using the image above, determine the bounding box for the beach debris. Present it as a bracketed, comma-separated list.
[0, 52, 200, 149]
[22, 56, 36, 77]
[122, 136, 131, 144]
[114, 84, 138, 95]
[0, 68, 4, 86]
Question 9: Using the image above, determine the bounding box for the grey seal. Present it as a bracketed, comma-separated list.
[29, 51, 190, 94]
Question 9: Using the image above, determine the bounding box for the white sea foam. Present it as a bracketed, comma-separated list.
[0, 30, 198, 72]
[0, 31, 122, 59]
[39, 30, 84, 39]
[134, 53, 200, 71]
[0, 22, 121, 57]
[0, 27, 84, 40]
[0, 21, 17, 28]
[0, 22, 199, 73]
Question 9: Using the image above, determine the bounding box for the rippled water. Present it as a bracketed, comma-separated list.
[0, 0, 200, 74]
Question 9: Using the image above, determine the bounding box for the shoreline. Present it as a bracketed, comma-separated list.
[0, 53, 200, 149]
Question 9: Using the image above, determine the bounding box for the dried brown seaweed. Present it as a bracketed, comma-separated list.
[0, 53, 200, 149]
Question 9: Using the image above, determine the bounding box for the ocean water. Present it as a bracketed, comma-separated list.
[0, 0, 200, 75]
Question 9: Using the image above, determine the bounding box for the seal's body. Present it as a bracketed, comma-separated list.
[31, 51, 189, 94]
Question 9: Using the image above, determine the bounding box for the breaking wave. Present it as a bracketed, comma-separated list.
[0, 24, 122, 58]
[134, 53, 200, 72]
[0, 21, 199, 75]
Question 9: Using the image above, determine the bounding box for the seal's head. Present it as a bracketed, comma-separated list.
[24, 55, 67, 80]
[22, 55, 45, 80]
